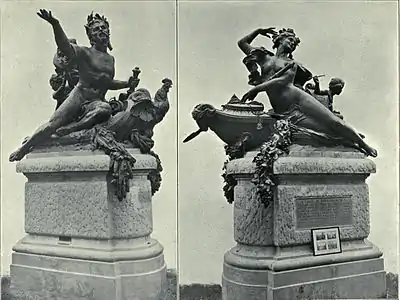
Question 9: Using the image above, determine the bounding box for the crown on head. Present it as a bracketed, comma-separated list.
[85, 12, 110, 31]
[84, 12, 112, 50]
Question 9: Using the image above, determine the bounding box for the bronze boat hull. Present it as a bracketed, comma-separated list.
[186, 102, 276, 151]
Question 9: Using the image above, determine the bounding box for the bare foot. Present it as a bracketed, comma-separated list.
[9, 148, 27, 162]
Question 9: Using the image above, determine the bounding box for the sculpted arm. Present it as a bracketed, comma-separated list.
[238, 27, 277, 55]
[312, 76, 329, 95]
[238, 29, 261, 55]
[37, 9, 75, 59]
[109, 68, 141, 91]
[108, 80, 130, 90]
[241, 62, 297, 102]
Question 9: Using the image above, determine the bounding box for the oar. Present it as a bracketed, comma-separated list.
[268, 62, 296, 80]
[183, 129, 202, 143]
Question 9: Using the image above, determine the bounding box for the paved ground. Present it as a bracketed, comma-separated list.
[386, 272, 399, 300]
[1, 270, 178, 300]
[180, 284, 222, 300]
[178, 273, 399, 300]
[2, 272, 398, 299]
[167, 269, 178, 300]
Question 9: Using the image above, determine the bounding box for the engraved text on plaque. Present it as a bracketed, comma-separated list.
[296, 196, 353, 229]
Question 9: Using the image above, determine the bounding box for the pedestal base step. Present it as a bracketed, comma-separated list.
[222, 258, 386, 300]
[10, 252, 167, 300]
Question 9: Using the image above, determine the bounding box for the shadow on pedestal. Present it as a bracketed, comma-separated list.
[8, 149, 169, 300]
[222, 147, 388, 300]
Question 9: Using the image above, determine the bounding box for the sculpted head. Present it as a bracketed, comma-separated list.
[329, 78, 345, 95]
[272, 28, 300, 56]
[85, 12, 112, 51]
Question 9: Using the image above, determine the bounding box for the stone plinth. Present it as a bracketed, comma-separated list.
[222, 146, 386, 300]
[10, 149, 167, 300]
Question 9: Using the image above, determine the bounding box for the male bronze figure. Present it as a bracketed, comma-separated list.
[9, 10, 134, 161]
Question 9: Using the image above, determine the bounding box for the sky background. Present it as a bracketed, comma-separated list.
[178, 0, 399, 284]
[1, 0, 177, 273]
[0, 0, 398, 286]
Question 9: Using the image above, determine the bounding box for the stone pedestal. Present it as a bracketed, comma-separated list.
[222, 146, 386, 300]
[10, 149, 167, 300]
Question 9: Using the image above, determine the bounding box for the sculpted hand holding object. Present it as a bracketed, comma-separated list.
[9, 10, 133, 162]
[239, 28, 377, 157]
[9, 10, 172, 201]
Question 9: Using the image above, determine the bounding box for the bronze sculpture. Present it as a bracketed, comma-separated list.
[184, 26, 378, 206]
[240, 27, 312, 87]
[9, 10, 134, 162]
[9, 10, 172, 200]
[310, 76, 345, 112]
[239, 28, 376, 157]
[185, 27, 377, 157]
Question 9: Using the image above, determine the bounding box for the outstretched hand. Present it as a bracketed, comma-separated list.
[258, 27, 277, 38]
[37, 9, 58, 25]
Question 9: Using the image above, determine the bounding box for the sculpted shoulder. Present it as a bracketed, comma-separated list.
[77, 45, 92, 56]
[69, 44, 90, 60]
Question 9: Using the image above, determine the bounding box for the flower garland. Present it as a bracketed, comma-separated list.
[221, 132, 252, 204]
[252, 119, 292, 207]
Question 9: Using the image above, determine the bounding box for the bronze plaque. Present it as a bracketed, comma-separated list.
[296, 196, 353, 229]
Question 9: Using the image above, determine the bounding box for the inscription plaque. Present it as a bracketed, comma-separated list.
[296, 196, 353, 229]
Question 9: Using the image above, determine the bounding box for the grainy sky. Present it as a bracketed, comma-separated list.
[1, 0, 177, 273]
[1, 0, 398, 286]
[177, 0, 398, 284]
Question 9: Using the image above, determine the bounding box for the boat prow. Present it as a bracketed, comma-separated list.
[184, 100, 276, 151]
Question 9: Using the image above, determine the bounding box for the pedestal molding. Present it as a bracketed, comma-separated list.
[224, 241, 383, 272]
[13, 235, 164, 262]
[10, 149, 167, 299]
[17, 151, 157, 174]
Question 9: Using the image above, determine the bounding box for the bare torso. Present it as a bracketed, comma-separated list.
[259, 55, 292, 81]
[258, 56, 303, 112]
[8, 9, 128, 162]
[75, 46, 115, 100]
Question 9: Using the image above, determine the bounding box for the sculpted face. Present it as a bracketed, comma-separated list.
[331, 85, 343, 95]
[329, 79, 345, 95]
[280, 35, 298, 53]
[89, 20, 110, 47]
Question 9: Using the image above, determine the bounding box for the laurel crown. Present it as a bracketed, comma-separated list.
[85, 12, 110, 31]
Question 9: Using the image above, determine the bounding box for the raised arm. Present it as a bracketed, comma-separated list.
[312, 76, 329, 95]
[37, 9, 75, 59]
[238, 27, 277, 55]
